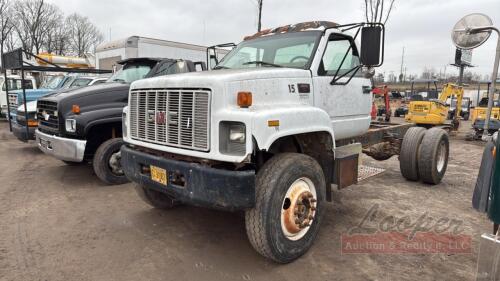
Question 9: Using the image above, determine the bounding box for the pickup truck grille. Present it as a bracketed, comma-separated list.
[8, 93, 17, 109]
[129, 89, 210, 151]
[37, 100, 59, 130]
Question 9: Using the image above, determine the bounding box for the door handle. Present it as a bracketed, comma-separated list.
[362, 86, 372, 94]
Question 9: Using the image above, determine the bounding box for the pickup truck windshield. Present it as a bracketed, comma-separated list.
[108, 64, 153, 83]
[41, 76, 65, 89]
[216, 31, 320, 70]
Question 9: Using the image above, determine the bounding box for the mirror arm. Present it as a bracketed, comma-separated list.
[330, 65, 361, 85]
[329, 27, 361, 85]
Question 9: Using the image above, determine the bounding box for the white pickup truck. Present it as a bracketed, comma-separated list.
[120, 21, 450, 263]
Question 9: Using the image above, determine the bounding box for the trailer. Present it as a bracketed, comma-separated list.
[95, 36, 229, 70]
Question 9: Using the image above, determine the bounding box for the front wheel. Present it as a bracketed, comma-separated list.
[93, 138, 129, 185]
[245, 153, 325, 263]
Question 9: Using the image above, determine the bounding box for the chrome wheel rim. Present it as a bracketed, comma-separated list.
[280, 177, 317, 241]
[109, 151, 123, 175]
[436, 141, 446, 173]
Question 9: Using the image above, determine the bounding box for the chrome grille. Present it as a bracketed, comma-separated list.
[129, 89, 210, 151]
[37, 100, 59, 131]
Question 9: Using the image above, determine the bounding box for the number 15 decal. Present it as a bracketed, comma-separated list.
[288, 84, 296, 93]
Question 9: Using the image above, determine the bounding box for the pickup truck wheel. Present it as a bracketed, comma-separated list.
[418, 128, 449, 184]
[134, 184, 178, 209]
[245, 153, 325, 263]
[399, 127, 426, 181]
[93, 138, 129, 185]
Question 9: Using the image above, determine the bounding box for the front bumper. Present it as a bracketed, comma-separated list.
[12, 122, 36, 141]
[35, 129, 86, 162]
[121, 145, 256, 211]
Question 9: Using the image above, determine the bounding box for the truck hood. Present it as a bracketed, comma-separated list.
[41, 82, 129, 102]
[10, 89, 55, 103]
[17, 100, 37, 113]
[131, 68, 311, 89]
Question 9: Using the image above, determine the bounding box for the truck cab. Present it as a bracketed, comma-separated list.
[0, 75, 37, 117]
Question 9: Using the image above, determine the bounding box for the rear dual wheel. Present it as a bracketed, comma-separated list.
[245, 153, 325, 263]
[399, 127, 449, 185]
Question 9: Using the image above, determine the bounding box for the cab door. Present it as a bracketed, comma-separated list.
[311, 31, 372, 140]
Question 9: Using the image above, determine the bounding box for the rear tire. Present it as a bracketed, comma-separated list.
[399, 127, 426, 181]
[418, 128, 449, 184]
[245, 153, 325, 263]
[93, 138, 129, 185]
[135, 184, 178, 209]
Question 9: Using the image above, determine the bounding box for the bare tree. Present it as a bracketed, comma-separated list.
[65, 13, 103, 56]
[44, 14, 67, 55]
[13, 0, 64, 54]
[363, 0, 395, 24]
[0, 0, 14, 59]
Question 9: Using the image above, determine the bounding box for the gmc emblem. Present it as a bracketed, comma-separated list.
[155, 111, 166, 125]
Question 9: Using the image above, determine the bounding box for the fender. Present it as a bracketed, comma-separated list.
[70, 107, 124, 136]
[251, 105, 335, 151]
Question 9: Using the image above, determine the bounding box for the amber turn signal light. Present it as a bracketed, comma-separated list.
[237, 92, 252, 108]
[27, 120, 38, 127]
[72, 105, 80, 114]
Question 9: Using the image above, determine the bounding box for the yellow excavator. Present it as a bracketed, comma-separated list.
[405, 83, 464, 130]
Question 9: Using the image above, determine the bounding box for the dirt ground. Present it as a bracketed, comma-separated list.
[0, 119, 493, 281]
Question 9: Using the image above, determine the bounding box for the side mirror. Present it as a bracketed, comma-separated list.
[360, 25, 384, 67]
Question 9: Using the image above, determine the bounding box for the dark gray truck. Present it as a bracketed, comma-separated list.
[35, 57, 205, 184]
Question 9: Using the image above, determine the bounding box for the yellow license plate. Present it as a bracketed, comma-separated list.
[150, 165, 167, 185]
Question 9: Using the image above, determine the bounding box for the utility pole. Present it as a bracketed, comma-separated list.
[257, 0, 263, 32]
[399, 47, 405, 82]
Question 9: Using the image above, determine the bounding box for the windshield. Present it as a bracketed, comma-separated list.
[41, 76, 65, 89]
[216, 31, 320, 70]
[108, 64, 153, 83]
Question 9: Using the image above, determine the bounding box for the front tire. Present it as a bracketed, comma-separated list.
[245, 153, 325, 263]
[93, 138, 129, 185]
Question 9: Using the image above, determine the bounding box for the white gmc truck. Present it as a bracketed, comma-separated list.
[120, 21, 450, 263]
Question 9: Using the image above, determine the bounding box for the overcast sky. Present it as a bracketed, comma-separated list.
[46, 0, 500, 78]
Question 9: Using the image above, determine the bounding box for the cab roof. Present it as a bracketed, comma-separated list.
[244, 21, 339, 41]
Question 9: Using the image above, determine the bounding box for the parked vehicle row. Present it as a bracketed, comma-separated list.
[5, 21, 451, 263]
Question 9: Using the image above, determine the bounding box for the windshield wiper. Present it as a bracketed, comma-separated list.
[112, 78, 125, 82]
[243, 61, 283, 68]
[213, 65, 231, 70]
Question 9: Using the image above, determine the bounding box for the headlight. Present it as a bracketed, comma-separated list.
[229, 125, 246, 143]
[122, 106, 128, 138]
[65, 119, 76, 133]
[219, 121, 246, 156]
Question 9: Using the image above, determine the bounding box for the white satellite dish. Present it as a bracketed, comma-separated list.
[451, 13, 493, 50]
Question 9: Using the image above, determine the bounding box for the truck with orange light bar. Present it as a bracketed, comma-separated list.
[120, 21, 450, 263]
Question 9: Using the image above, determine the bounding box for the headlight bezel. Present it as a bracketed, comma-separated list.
[219, 121, 247, 156]
[65, 119, 77, 133]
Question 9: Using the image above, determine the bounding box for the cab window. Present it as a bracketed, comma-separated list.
[319, 35, 360, 76]
[70, 78, 92, 88]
